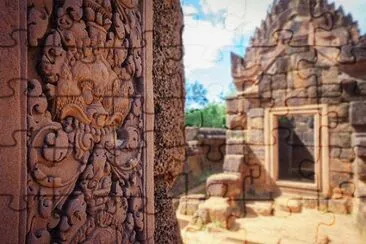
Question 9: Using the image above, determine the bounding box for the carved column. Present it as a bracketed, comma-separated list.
[1, 0, 154, 243]
[153, 0, 185, 243]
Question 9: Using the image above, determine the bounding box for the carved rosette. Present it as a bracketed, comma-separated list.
[27, 0, 144, 243]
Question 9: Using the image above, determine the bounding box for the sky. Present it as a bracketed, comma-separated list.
[181, 0, 366, 103]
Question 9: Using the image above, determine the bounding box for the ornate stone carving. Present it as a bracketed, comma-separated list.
[27, 0, 144, 243]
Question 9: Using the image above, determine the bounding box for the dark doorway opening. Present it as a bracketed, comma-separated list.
[277, 114, 315, 183]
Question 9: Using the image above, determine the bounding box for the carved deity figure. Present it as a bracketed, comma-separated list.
[27, 0, 145, 243]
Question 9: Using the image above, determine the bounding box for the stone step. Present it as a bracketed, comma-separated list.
[245, 201, 274, 217]
[275, 197, 303, 214]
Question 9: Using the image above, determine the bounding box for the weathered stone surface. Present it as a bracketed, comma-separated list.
[340, 148, 355, 160]
[303, 198, 328, 211]
[354, 158, 366, 180]
[329, 103, 349, 119]
[227, 114, 247, 130]
[330, 132, 351, 148]
[195, 197, 238, 230]
[285, 89, 308, 106]
[273, 89, 287, 106]
[226, 130, 246, 140]
[186, 127, 200, 141]
[290, 71, 317, 89]
[23, 1, 155, 242]
[247, 129, 265, 145]
[276, 197, 302, 213]
[330, 172, 354, 196]
[271, 74, 287, 90]
[178, 194, 206, 216]
[248, 108, 265, 118]
[206, 173, 242, 198]
[249, 117, 264, 129]
[350, 101, 366, 125]
[226, 139, 245, 155]
[352, 133, 366, 157]
[328, 199, 352, 214]
[226, 97, 240, 114]
[330, 159, 353, 173]
[321, 67, 339, 84]
[153, 0, 185, 242]
[246, 201, 274, 216]
[223, 155, 245, 173]
[259, 75, 272, 92]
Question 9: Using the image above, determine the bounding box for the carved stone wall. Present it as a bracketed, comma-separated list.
[1, 0, 156, 243]
[153, 0, 185, 243]
[226, 0, 366, 215]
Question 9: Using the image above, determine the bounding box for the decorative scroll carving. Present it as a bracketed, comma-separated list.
[27, 1, 144, 243]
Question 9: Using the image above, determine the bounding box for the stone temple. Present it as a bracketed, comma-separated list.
[178, 0, 366, 243]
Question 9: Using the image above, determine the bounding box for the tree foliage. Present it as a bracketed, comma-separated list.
[185, 80, 209, 109]
[185, 103, 226, 128]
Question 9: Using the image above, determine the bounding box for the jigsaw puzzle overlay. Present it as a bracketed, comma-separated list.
[0, 0, 366, 243]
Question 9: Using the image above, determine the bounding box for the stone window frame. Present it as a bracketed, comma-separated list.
[264, 104, 330, 196]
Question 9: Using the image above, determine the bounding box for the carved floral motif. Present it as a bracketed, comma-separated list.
[27, 0, 144, 243]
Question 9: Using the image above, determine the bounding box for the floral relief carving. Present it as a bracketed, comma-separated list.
[27, 0, 144, 243]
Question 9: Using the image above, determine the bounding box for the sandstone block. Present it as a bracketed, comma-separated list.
[223, 155, 245, 173]
[273, 89, 286, 106]
[206, 173, 242, 198]
[248, 108, 264, 118]
[286, 89, 308, 106]
[307, 86, 319, 98]
[226, 130, 246, 140]
[328, 103, 349, 119]
[321, 84, 342, 97]
[249, 117, 264, 129]
[330, 147, 341, 159]
[198, 197, 238, 229]
[330, 132, 351, 148]
[292, 71, 317, 88]
[178, 194, 206, 216]
[357, 81, 366, 95]
[271, 74, 287, 90]
[352, 133, 366, 157]
[330, 122, 353, 132]
[340, 148, 355, 161]
[186, 127, 200, 141]
[226, 114, 246, 130]
[226, 97, 240, 114]
[247, 129, 264, 145]
[226, 139, 245, 155]
[330, 172, 354, 196]
[245, 201, 273, 216]
[321, 66, 339, 85]
[249, 146, 265, 160]
[328, 199, 352, 214]
[276, 197, 302, 213]
[350, 102, 366, 125]
[354, 158, 366, 180]
[302, 198, 328, 212]
[355, 180, 366, 198]
[320, 97, 342, 104]
[330, 159, 353, 173]
[259, 75, 272, 92]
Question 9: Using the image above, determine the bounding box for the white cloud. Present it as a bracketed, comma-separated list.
[182, 4, 198, 16]
[199, 0, 272, 34]
[183, 7, 235, 75]
[182, 0, 273, 76]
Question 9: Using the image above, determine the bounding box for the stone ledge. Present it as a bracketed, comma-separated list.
[206, 173, 242, 198]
